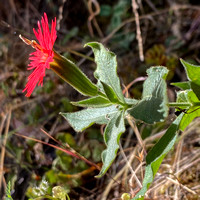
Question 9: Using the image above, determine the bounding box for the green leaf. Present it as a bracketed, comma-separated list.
[101, 81, 121, 103]
[96, 110, 125, 177]
[85, 42, 125, 104]
[100, 4, 112, 16]
[132, 113, 184, 200]
[71, 96, 112, 108]
[179, 106, 200, 131]
[171, 81, 191, 90]
[180, 59, 200, 100]
[121, 193, 131, 200]
[176, 90, 200, 131]
[5, 181, 13, 200]
[176, 89, 199, 107]
[128, 67, 169, 124]
[124, 98, 139, 106]
[50, 51, 98, 97]
[60, 105, 119, 132]
[180, 59, 200, 82]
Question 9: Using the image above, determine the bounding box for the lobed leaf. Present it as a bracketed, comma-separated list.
[96, 110, 125, 177]
[60, 105, 119, 132]
[128, 66, 169, 124]
[85, 42, 125, 104]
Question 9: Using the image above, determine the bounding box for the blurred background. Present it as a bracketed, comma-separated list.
[0, 0, 200, 199]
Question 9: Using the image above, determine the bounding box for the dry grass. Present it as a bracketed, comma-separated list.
[100, 118, 200, 200]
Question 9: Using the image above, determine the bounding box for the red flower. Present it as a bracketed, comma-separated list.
[20, 13, 57, 97]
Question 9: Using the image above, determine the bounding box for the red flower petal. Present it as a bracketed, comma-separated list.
[23, 13, 57, 97]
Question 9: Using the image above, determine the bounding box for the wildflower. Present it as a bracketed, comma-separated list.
[21, 13, 98, 97]
[20, 13, 56, 97]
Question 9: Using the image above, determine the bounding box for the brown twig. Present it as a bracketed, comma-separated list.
[0, 113, 7, 140]
[57, 0, 67, 31]
[87, 0, 104, 38]
[122, 76, 147, 97]
[144, 0, 158, 12]
[102, 4, 200, 44]
[173, 138, 183, 200]
[126, 115, 146, 155]
[119, 142, 142, 188]
[132, 0, 144, 61]
[101, 150, 137, 200]
[14, 132, 100, 170]
[0, 109, 11, 193]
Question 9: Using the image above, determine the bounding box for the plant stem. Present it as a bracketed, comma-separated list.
[169, 102, 200, 107]
[168, 102, 192, 107]
[126, 115, 146, 155]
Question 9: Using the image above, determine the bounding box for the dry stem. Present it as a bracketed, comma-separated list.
[131, 0, 144, 61]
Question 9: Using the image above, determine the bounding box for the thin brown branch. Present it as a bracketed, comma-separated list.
[57, 0, 67, 30]
[132, 0, 144, 61]
[87, 0, 104, 38]
[126, 115, 146, 155]
[14, 132, 100, 170]
[102, 4, 200, 44]
[119, 142, 142, 188]
[0, 109, 11, 193]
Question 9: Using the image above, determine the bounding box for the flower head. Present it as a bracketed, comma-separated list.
[20, 13, 57, 97]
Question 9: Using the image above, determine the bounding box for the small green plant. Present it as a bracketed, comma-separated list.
[20, 13, 200, 199]
[27, 179, 70, 200]
[5, 181, 13, 200]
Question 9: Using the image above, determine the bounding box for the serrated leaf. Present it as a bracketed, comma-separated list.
[171, 81, 191, 90]
[71, 96, 112, 108]
[85, 42, 125, 104]
[96, 111, 125, 177]
[60, 105, 119, 132]
[132, 113, 184, 200]
[180, 59, 200, 100]
[128, 67, 169, 124]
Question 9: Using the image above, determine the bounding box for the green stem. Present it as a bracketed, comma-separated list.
[193, 102, 200, 106]
[168, 102, 192, 107]
[169, 102, 200, 107]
